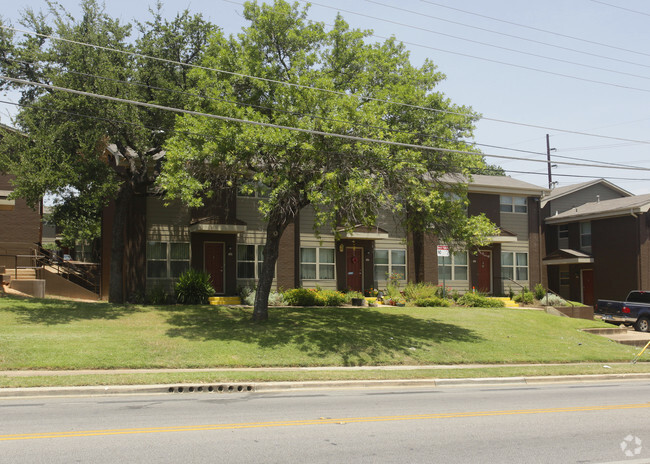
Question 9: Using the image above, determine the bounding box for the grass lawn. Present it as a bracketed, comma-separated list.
[0, 295, 640, 372]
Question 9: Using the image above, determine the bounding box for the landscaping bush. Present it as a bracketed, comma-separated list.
[414, 297, 451, 307]
[315, 289, 346, 307]
[533, 283, 546, 301]
[283, 288, 318, 306]
[240, 287, 286, 306]
[457, 292, 505, 308]
[513, 290, 535, 305]
[283, 288, 346, 307]
[344, 291, 364, 304]
[174, 269, 216, 305]
[539, 293, 568, 306]
[403, 282, 439, 302]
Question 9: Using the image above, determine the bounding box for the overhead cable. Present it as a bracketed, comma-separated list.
[3, 75, 650, 173]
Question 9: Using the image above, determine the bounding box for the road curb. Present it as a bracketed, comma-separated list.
[3, 373, 650, 398]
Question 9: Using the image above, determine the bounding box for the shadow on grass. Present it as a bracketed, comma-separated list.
[164, 307, 483, 364]
[0, 295, 138, 325]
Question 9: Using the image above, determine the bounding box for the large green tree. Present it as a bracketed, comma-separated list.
[0, 0, 217, 302]
[160, 0, 498, 321]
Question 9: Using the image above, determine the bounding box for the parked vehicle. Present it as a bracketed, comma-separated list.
[596, 291, 650, 332]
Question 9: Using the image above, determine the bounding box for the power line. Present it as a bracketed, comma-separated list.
[366, 0, 650, 75]
[588, 0, 650, 18]
[420, 0, 650, 59]
[4, 75, 650, 173]
[5, 96, 647, 188]
[301, 0, 650, 93]
[4, 24, 650, 145]
[503, 169, 650, 182]
[9, 56, 647, 170]
[5, 94, 646, 174]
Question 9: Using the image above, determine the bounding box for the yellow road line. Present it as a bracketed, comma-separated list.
[2, 402, 649, 441]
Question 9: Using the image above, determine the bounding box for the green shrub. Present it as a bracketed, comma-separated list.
[283, 288, 318, 306]
[414, 297, 451, 307]
[283, 288, 346, 307]
[513, 291, 535, 305]
[315, 289, 346, 307]
[457, 292, 505, 308]
[403, 282, 439, 302]
[174, 269, 216, 305]
[533, 283, 546, 301]
[344, 291, 364, 304]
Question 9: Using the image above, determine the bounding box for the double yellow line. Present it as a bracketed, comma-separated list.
[2, 402, 649, 441]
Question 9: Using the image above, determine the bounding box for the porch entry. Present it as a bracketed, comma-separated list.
[204, 242, 225, 294]
[346, 247, 363, 292]
[581, 269, 594, 306]
[477, 250, 491, 294]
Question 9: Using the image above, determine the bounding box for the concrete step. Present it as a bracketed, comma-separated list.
[581, 327, 629, 335]
[209, 296, 242, 306]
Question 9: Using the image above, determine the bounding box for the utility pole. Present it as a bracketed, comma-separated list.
[546, 134, 556, 189]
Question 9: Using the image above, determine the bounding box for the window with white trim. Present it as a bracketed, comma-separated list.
[501, 252, 528, 281]
[438, 252, 468, 281]
[146, 242, 190, 278]
[580, 222, 592, 250]
[237, 244, 264, 279]
[500, 196, 527, 213]
[300, 247, 335, 280]
[374, 249, 406, 281]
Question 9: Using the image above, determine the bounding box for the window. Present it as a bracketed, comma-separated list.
[501, 252, 528, 281]
[237, 244, 264, 279]
[300, 247, 335, 280]
[147, 242, 190, 278]
[438, 252, 468, 281]
[558, 224, 569, 239]
[500, 196, 527, 213]
[374, 249, 406, 281]
[580, 222, 592, 249]
[0, 190, 15, 210]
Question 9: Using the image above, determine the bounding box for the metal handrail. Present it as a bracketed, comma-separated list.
[35, 247, 100, 293]
[501, 277, 575, 308]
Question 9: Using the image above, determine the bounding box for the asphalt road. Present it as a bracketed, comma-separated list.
[3, 381, 650, 463]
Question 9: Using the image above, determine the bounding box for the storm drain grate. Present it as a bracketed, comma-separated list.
[167, 385, 254, 394]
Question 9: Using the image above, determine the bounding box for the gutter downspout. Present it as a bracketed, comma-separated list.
[631, 210, 641, 290]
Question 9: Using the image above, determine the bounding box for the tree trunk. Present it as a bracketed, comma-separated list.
[108, 184, 133, 303]
[252, 217, 286, 322]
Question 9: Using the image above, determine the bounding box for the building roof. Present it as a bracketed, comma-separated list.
[543, 248, 594, 265]
[441, 174, 548, 196]
[545, 193, 650, 224]
[541, 178, 631, 207]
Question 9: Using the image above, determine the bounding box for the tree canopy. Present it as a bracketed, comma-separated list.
[0, 0, 217, 302]
[159, 0, 499, 321]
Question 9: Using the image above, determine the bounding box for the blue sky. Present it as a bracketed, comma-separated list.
[2, 0, 650, 193]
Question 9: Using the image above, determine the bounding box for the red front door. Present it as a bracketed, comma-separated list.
[346, 247, 363, 292]
[204, 242, 224, 294]
[477, 251, 491, 294]
[582, 269, 595, 306]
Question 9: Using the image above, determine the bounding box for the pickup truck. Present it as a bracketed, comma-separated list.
[597, 291, 650, 332]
